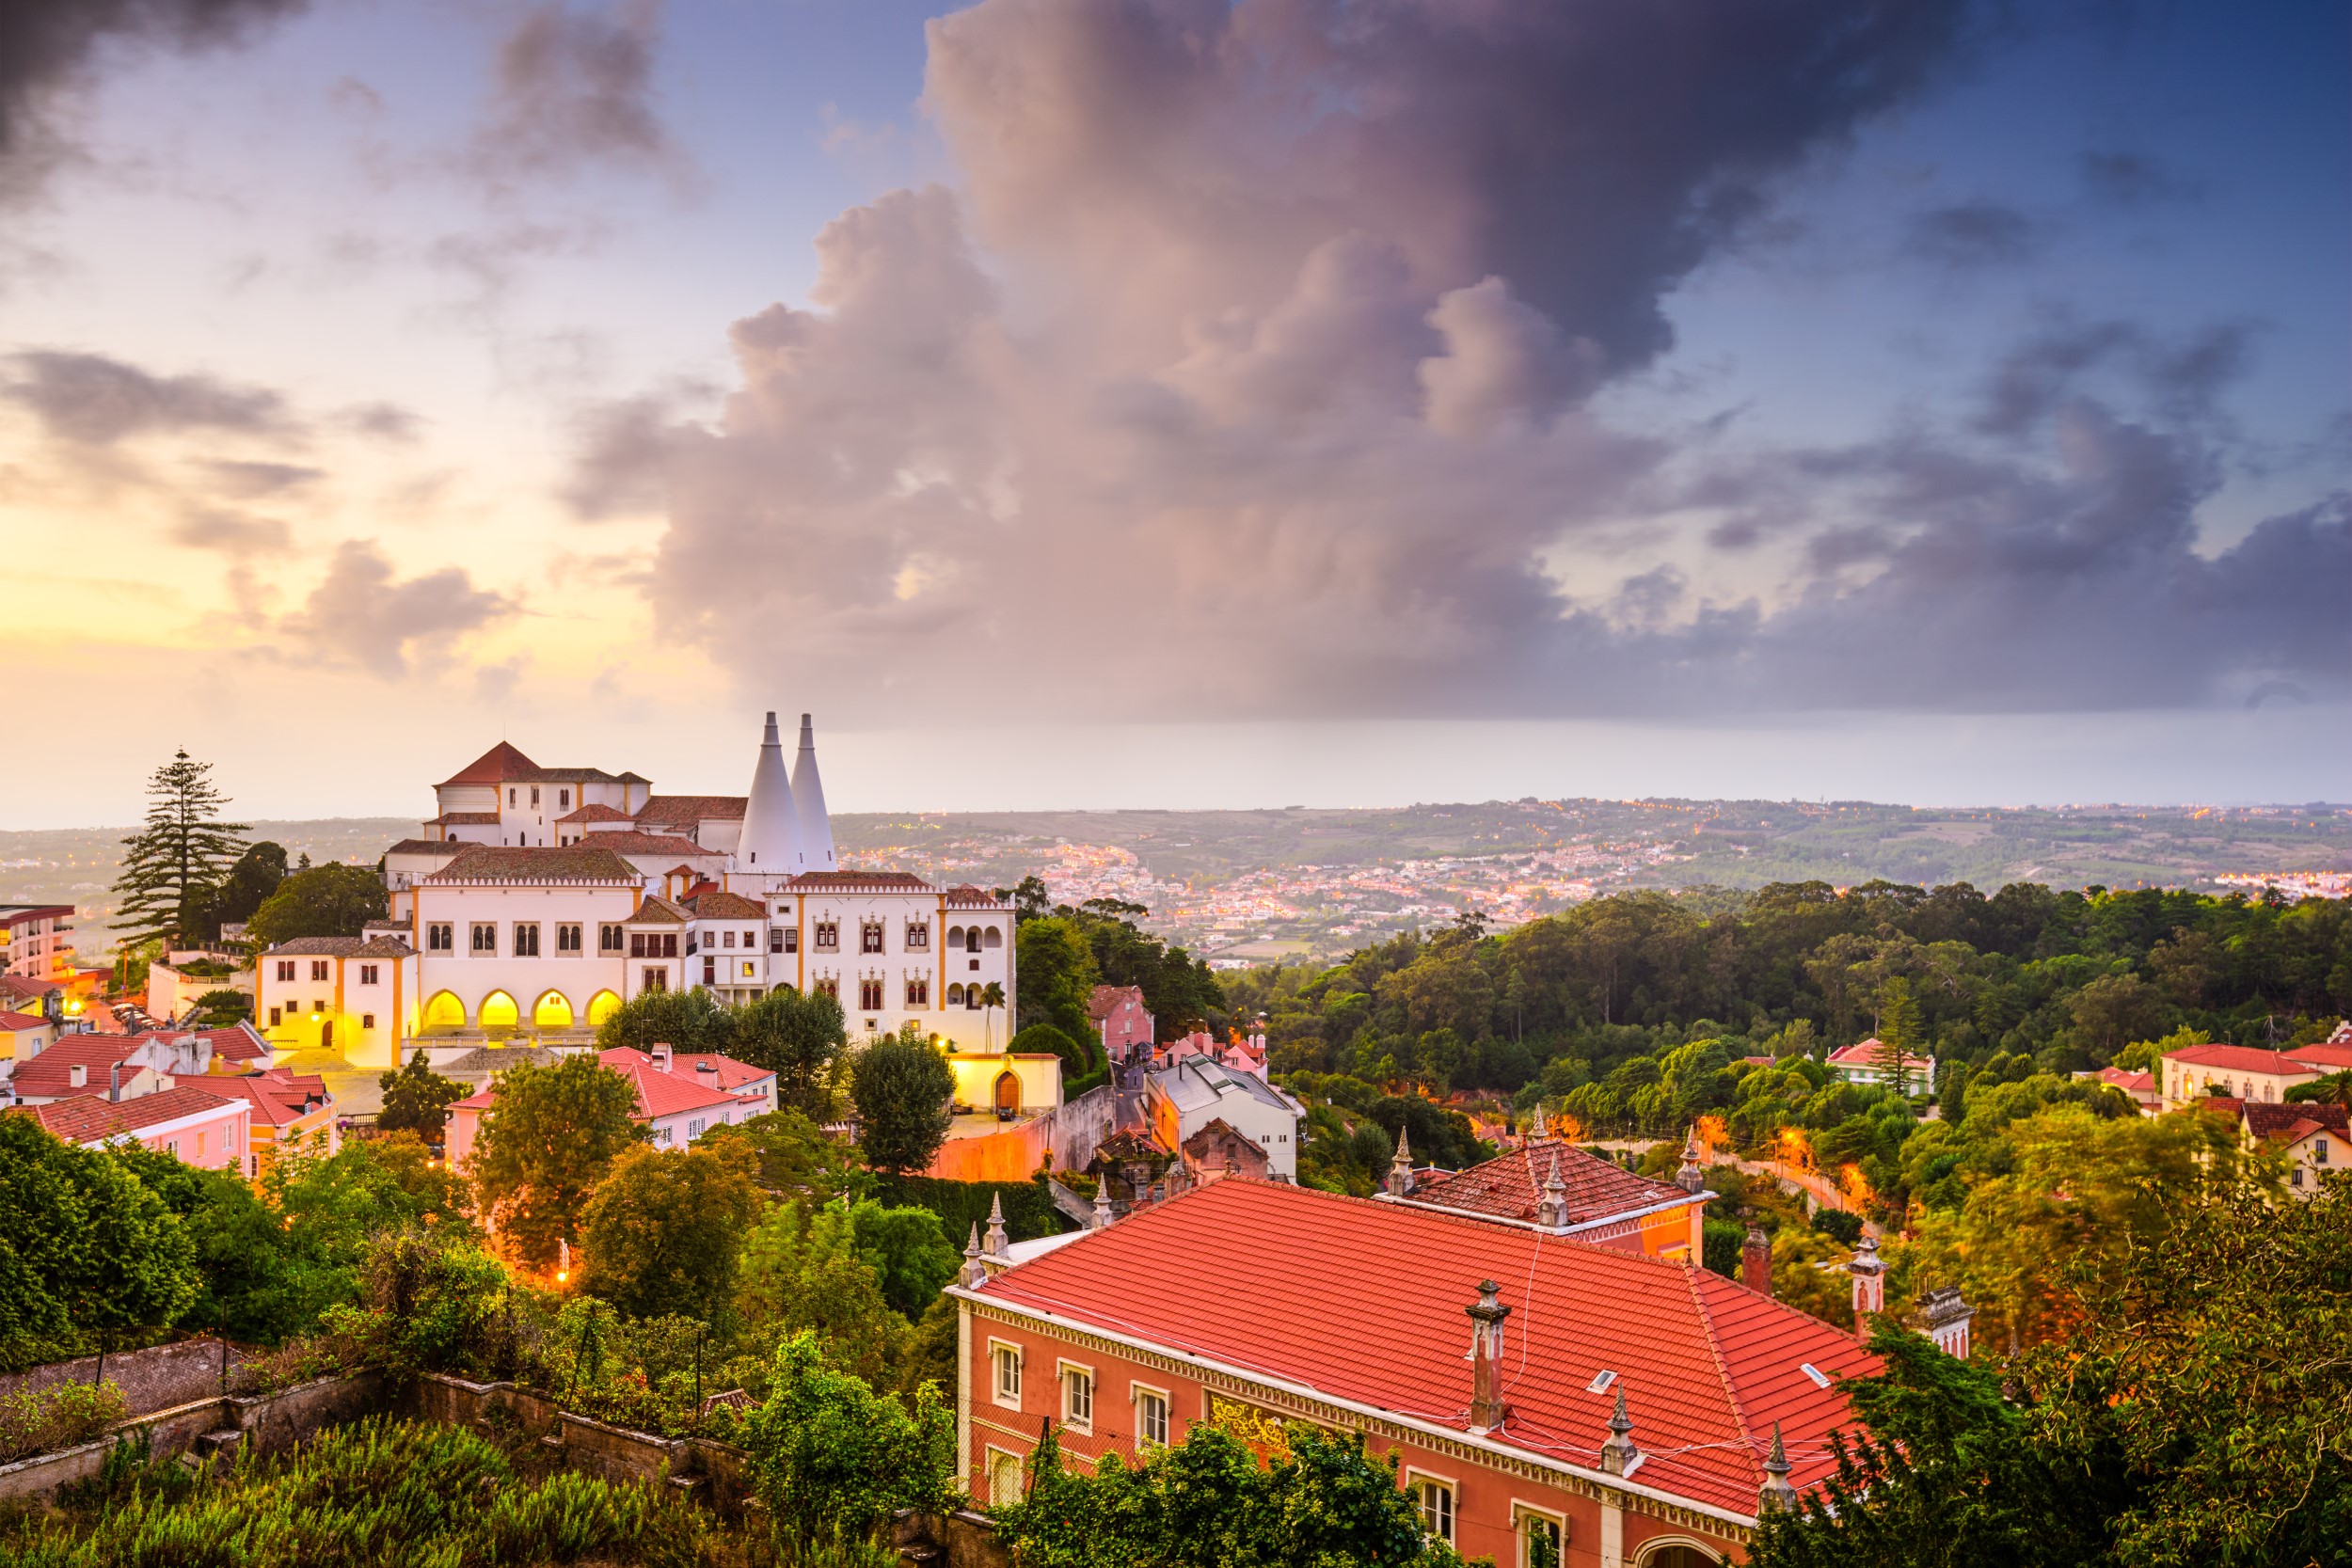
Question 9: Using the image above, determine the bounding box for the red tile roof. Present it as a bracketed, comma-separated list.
[2241, 1101, 2349, 1144]
[9, 1037, 141, 1097]
[684, 890, 767, 919]
[668, 1052, 775, 1091]
[11, 1085, 243, 1145]
[2285, 1043, 2352, 1072]
[215, 1070, 333, 1127]
[633, 795, 746, 827]
[1088, 985, 1146, 1022]
[426, 812, 501, 826]
[577, 831, 720, 859]
[0, 1010, 47, 1031]
[785, 871, 932, 892]
[598, 1048, 755, 1118]
[2166, 1044, 2321, 1076]
[2091, 1067, 2155, 1094]
[436, 742, 540, 787]
[1405, 1139, 1702, 1229]
[558, 803, 633, 824]
[0, 976, 60, 1005]
[971, 1179, 1875, 1520]
[421, 846, 642, 883]
[1825, 1039, 1934, 1069]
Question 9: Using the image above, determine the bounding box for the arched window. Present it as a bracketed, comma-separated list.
[532, 990, 574, 1029]
[981, 926, 1002, 950]
[966, 987, 983, 1009]
[965, 927, 982, 954]
[947, 926, 965, 950]
[479, 990, 519, 1029]
[585, 990, 623, 1027]
[422, 990, 466, 1029]
[946, 984, 965, 1007]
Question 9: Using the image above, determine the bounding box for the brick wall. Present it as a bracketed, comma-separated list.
[0, 1338, 244, 1418]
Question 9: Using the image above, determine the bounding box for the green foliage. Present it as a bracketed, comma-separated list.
[1363, 1095, 1489, 1171]
[738, 1330, 957, 1559]
[0, 1380, 127, 1464]
[469, 1056, 645, 1269]
[1015, 917, 1099, 1045]
[596, 986, 736, 1055]
[733, 985, 850, 1118]
[374, 1049, 467, 1140]
[733, 1202, 908, 1386]
[578, 1140, 764, 1323]
[839, 1201, 960, 1320]
[202, 839, 288, 939]
[319, 1227, 525, 1383]
[866, 1173, 1068, 1251]
[850, 1027, 954, 1176]
[1062, 900, 1226, 1041]
[187, 989, 252, 1026]
[0, 1119, 197, 1369]
[245, 863, 390, 946]
[702, 1108, 866, 1204]
[1007, 1022, 1091, 1086]
[110, 749, 249, 949]
[1810, 1208, 1864, 1245]
[997, 1418, 1461, 1568]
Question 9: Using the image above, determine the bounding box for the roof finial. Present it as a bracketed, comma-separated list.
[1848, 1231, 1886, 1331]
[1386, 1124, 1414, 1197]
[984, 1194, 1009, 1257]
[1757, 1420, 1797, 1513]
[959, 1221, 987, 1286]
[1599, 1386, 1640, 1476]
[1535, 1150, 1568, 1228]
[1091, 1180, 1116, 1229]
[1676, 1127, 1708, 1194]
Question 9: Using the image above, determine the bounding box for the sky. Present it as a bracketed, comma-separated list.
[1, 0, 2345, 827]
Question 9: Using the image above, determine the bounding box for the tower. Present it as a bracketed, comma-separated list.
[737, 712, 803, 877]
[791, 713, 835, 872]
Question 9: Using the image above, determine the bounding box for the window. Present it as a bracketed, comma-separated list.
[992, 1342, 1023, 1406]
[1412, 1478, 1455, 1544]
[471, 923, 497, 955]
[739, 961, 755, 979]
[983, 927, 1002, 950]
[310, 959, 330, 982]
[560, 788, 571, 809]
[1516, 1508, 1564, 1568]
[2294, 1166, 2306, 1188]
[1136, 1386, 1170, 1447]
[428, 923, 453, 953]
[861, 921, 885, 954]
[741, 929, 755, 949]
[644, 967, 667, 993]
[269, 1006, 281, 1025]
[970, 958, 981, 973]
[859, 977, 884, 1011]
[723, 929, 736, 949]
[813, 922, 839, 951]
[661, 934, 678, 958]
[508, 787, 516, 806]
[987, 1449, 1022, 1508]
[653, 1125, 673, 1146]
[965, 927, 982, 954]
[361, 1013, 375, 1029]
[905, 922, 929, 950]
[2317, 1139, 2331, 1164]
[600, 924, 624, 953]
[630, 932, 647, 958]
[966, 988, 983, 1009]
[815, 977, 838, 1000]
[557, 924, 582, 954]
[514, 923, 541, 957]
[781, 927, 798, 954]
[946, 984, 964, 1006]
[770, 928, 785, 953]
[704, 957, 717, 986]
[276, 959, 295, 982]
[688, 1117, 706, 1138]
[906, 976, 930, 1007]
[1062, 1365, 1094, 1432]
[359, 965, 378, 986]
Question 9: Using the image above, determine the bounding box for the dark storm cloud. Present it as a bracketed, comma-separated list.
[1, 349, 294, 443]
[0, 0, 308, 191]
[1904, 200, 2044, 270]
[273, 540, 514, 677]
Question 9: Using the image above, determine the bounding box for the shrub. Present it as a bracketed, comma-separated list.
[1811, 1208, 1865, 1245]
[0, 1380, 127, 1463]
[739, 1331, 957, 1559]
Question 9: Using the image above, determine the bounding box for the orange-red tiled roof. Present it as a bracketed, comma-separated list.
[2242, 1101, 2348, 1144]
[9, 1037, 142, 1097]
[970, 1178, 1875, 1520]
[633, 795, 746, 826]
[1088, 985, 1146, 1022]
[436, 742, 540, 788]
[2285, 1042, 2352, 1072]
[421, 846, 641, 883]
[668, 1052, 775, 1091]
[684, 890, 767, 919]
[0, 1009, 46, 1031]
[577, 831, 719, 859]
[599, 1048, 755, 1118]
[2167, 1043, 2322, 1076]
[1406, 1139, 1703, 1229]
[558, 803, 633, 824]
[11, 1085, 243, 1145]
[785, 871, 932, 892]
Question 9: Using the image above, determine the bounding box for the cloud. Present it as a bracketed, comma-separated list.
[273, 540, 515, 678]
[2078, 149, 2198, 208]
[469, 0, 677, 185]
[1904, 200, 2043, 270]
[568, 0, 2344, 722]
[204, 460, 322, 497]
[2, 350, 294, 444]
[0, 0, 309, 195]
[171, 509, 289, 553]
[342, 401, 423, 441]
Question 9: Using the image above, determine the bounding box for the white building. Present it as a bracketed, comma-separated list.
[1145, 1054, 1305, 1180]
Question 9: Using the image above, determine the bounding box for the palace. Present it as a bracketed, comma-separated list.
[255, 715, 1018, 1071]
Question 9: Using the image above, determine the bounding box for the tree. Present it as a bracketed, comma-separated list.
[732, 986, 848, 1118]
[578, 1140, 763, 1323]
[701, 1109, 865, 1204]
[1014, 916, 1099, 1042]
[595, 987, 735, 1056]
[190, 989, 253, 1026]
[1008, 1022, 1090, 1087]
[850, 1028, 954, 1176]
[843, 1201, 960, 1319]
[734, 1203, 908, 1386]
[1875, 978, 1922, 1098]
[198, 840, 288, 940]
[738, 1331, 957, 1559]
[111, 749, 248, 949]
[2286, 1069, 2352, 1109]
[0, 1119, 198, 1368]
[377, 1049, 469, 1141]
[245, 863, 389, 946]
[469, 1057, 644, 1270]
[980, 980, 1006, 1051]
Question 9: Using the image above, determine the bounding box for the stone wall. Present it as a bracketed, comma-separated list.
[0, 1338, 243, 1418]
[0, 1372, 382, 1503]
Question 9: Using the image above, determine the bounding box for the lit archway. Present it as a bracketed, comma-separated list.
[994, 1070, 1021, 1115]
[479, 990, 519, 1029]
[422, 990, 466, 1029]
[585, 990, 622, 1027]
[532, 990, 574, 1029]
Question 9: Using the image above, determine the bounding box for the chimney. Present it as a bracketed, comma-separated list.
[1534, 1151, 1568, 1228]
[1741, 1215, 1772, 1297]
[1848, 1233, 1886, 1330]
[696, 1060, 719, 1085]
[1464, 1279, 1512, 1433]
[1386, 1124, 1415, 1196]
[1919, 1286, 1975, 1359]
[110, 1063, 121, 1103]
[1676, 1129, 1708, 1194]
[69, 1062, 87, 1090]
[1756, 1421, 1797, 1513]
[1598, 1386, 1640, 1476]
[651, 1042, 673, 1072]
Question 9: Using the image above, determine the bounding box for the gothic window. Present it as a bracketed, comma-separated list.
[905, 922, 929, 950]
[814, 922, 839, 951]
[946, 983, 965, 1007]
[557, 924, 582, 953]
[814, 976, 839, 1000]
[905, 976, 930, 1007]
[859, 977, 884, 1011]
[471, 924, 497, 955]
[514, 924, 540, 957]
[861, 921, 884, 954]
[428, 925, 453, 953]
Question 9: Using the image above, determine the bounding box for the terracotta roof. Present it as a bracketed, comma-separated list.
[425, 813, 501, 826]
[1088, 985, 1146, 1022]
[1826, 1039, 1934, 1069]
[385, 839, 460, 856]
[785, 871, 933, 892]
[598, 1049, 755, 1118]
[2242, 1101, 2349, 1144]
[2166, 1044, 2320, 1076]
[969, 1178, 1875, 1520]
[119, 1023, 272, 1063]
[516, 767, 625, 784]
[628, 895, 690, 926]
[9, 1037, 143, 1097]
[668, 1052, 775, 1091]
[634, 795, 746, 827]
[0, 976, 61, 1004]
[421, 846, 641, 883]
[681, 890, 763, 920]
[436, 742, 540, 787]
[215, 1070, 333, 1126]
[0, 1010, 46, 1031]
[11, 1085, 242, 1145]
[2285, 1043, 2352, 1071]
[1405, 1139, 1702, 1230]
[2091, 1068, 2155, 1094]
[574, 831, 719, 859]
[558, 804, 633, 824]
[944, 883, 1006, 908]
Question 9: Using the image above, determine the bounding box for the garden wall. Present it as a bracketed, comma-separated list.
[0, 1372, 383, 1503]
[0, 1338, 244, 1418]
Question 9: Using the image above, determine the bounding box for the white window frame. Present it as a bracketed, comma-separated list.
[985, 1446, 1023, 1508]
[1406, 1468, 1457, 1544]
[1512, 1500, 1566, 1567]
[1059, 1359, 1095, 1433]
[1133, 1382, 1171, 1448]
[990, 1338, 1024, 1409]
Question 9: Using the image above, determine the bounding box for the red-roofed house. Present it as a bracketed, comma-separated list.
[7, 1032, 217, 1103]
[2284, 1040, 2352, 1074]
[2239, 1101, 2348, 1197]
[8, 1085, 249, 1170]
[2160, 1043, 2319, 1112]
[213, 1069, 339, 1177]
[1088, 986, 1153, 1065]
[0, 1009, 56, 1069]
[2076, 1066, 2161, 1117]
[443, 1044, 768, 1167]
[1390, 1138, 1712, 1262]
[1823, 1038, 1935, 1092]
[954, 1178, 1879, 1562]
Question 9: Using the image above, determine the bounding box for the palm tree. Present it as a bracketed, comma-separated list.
[981, 982, 1007, 1051]
[2286, 1069, 2352, 1110]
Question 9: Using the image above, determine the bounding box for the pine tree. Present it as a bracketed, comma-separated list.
[112, 751, 248, 950]
[1877, 976, 1923, 1098]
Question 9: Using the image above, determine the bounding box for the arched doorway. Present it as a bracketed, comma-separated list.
[479, 990, 519, 1029]
[532, 990, 574, 1029]
[585, 990, 622, 1027]
[1638, 1543, 1723, 1568]
[993, 1070, 1021, 1118]
[423, 990, 466, 1029]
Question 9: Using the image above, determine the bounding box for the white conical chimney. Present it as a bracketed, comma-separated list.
[737, 712, 803, 875]
[791, 713, 834, 872]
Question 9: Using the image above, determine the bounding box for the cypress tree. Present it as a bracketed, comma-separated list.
[111, 750, 248, 950]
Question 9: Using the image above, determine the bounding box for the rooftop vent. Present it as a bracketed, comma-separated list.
[1799, 1362, 1831, 1389]
[1587, 1370, 1617, 1394]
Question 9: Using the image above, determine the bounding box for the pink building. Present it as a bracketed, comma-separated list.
[10, 1085, 250, 1170]
[445, 1044, 771, 1165]
[1088, 986, 1153, 1064]
[0, 905, 76, 981]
